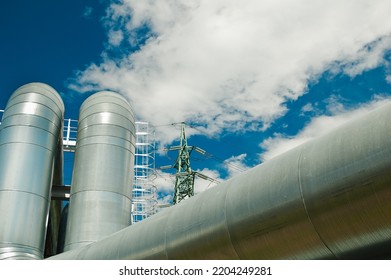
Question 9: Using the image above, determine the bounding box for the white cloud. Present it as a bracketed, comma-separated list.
[223, 153, 249, 178]
[260, 97, 391, 161]
[338, 35, 391, 77]
[154, 170, 175, 193]
[301, 103, 314, 113]
[158, 193, 173, 206]
[154, 170, 175, 205]
[300, 102, 322, 116]
[108, 30, 124, 46]
[194, 167, 221, 193]
[71, 0, 391, 145]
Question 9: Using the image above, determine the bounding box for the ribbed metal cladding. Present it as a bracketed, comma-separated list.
[0, 82, 64, 260]
[50, 101, 391, 260]
[63, 91, 135, 252]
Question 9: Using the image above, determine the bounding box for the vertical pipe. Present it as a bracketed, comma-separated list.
[44, 135, 64, 257]
[64, 91, 135, 252]
[0, 83, 64, 259]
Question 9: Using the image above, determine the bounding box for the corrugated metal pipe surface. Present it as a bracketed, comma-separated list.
[0, 83, 64, 259]
[63, 91, 135, 252]
[50, 101, 391, 260]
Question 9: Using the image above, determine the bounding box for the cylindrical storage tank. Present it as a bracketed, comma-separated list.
[0, 82, 64, 259]
[64, 91, 135, 252]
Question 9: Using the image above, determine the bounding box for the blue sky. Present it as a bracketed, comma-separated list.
[1, 1, 391, 204]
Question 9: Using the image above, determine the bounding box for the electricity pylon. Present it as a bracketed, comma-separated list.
[162, 123, 204, 204]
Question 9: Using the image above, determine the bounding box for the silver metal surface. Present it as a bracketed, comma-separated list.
[63, 91, 135, 252]
[0, 83, 64, 259]
[50, 101, 391, 260]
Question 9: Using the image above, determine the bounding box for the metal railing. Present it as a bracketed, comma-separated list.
[63, 118, 78, 152]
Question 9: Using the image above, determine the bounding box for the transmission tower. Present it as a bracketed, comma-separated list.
[162, 122, 220, 205]
[166, 123, 194, 204]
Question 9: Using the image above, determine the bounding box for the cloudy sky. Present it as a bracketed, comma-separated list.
[1, 0, 391, 204]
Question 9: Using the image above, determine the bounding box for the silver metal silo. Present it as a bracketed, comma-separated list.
[0, 82, 64, 259]
[63, 91, 135, 252]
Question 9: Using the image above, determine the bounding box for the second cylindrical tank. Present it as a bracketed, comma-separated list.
[63, 91, 135, 252]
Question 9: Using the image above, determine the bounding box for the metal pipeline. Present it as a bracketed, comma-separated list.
[63, 91, 135, 252]
[0, 83, 64, 259]
[50, 101, 391, 260]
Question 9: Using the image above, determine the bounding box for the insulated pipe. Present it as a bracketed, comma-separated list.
[45, 137, 64, 257]
[63, 91, 135, 252]
[50, 101, 391, 260]
[0, 83, 64, 260]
